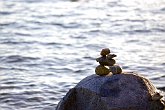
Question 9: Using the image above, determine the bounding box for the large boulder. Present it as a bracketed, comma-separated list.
[56, 73, 165, 110]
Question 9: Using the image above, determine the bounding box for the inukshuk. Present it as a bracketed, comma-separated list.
[95, 48, 122, 76]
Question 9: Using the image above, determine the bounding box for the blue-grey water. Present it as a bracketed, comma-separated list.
[0, 0, 165, 109]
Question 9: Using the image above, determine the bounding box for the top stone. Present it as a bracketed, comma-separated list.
[100, 48, 110, 56]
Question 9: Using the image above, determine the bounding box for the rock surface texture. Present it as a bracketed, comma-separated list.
[56, 73, 165, 110]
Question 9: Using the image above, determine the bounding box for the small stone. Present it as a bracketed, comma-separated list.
[95, 65, 110, 76]
[106, 54, 117, 59]
[100, 48, 110, 56]
[96, 56, 108, 66]
[109, 65, 122, 74]
[107, 59, 116, 66]
[152, 92, 163, 101]
[96, 57, 116, 66]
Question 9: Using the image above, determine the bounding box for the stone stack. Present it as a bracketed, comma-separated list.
[95, 48, 122, 76]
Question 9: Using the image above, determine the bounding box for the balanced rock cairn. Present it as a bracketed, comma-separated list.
[95, 48, 122, 76]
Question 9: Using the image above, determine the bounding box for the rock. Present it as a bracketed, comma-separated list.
[95, 65, 110, 76]
[151, 92, 163, 101]
[56, 73, 165, 110]
[107, 54, 117, 59]
[100, 48, 110, 56]
[96, 57, 116, 66]
[109, 65, 122, 74]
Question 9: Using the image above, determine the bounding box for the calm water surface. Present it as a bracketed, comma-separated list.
[0, 0, 165, 109]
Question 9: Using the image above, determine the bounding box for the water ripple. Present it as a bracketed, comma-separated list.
[0, 55, 39, 63]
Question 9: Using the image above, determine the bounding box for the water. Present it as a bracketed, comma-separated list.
[0, 0, 165, 109]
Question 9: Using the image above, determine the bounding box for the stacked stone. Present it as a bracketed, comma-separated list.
[95, 48, 122, 76]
